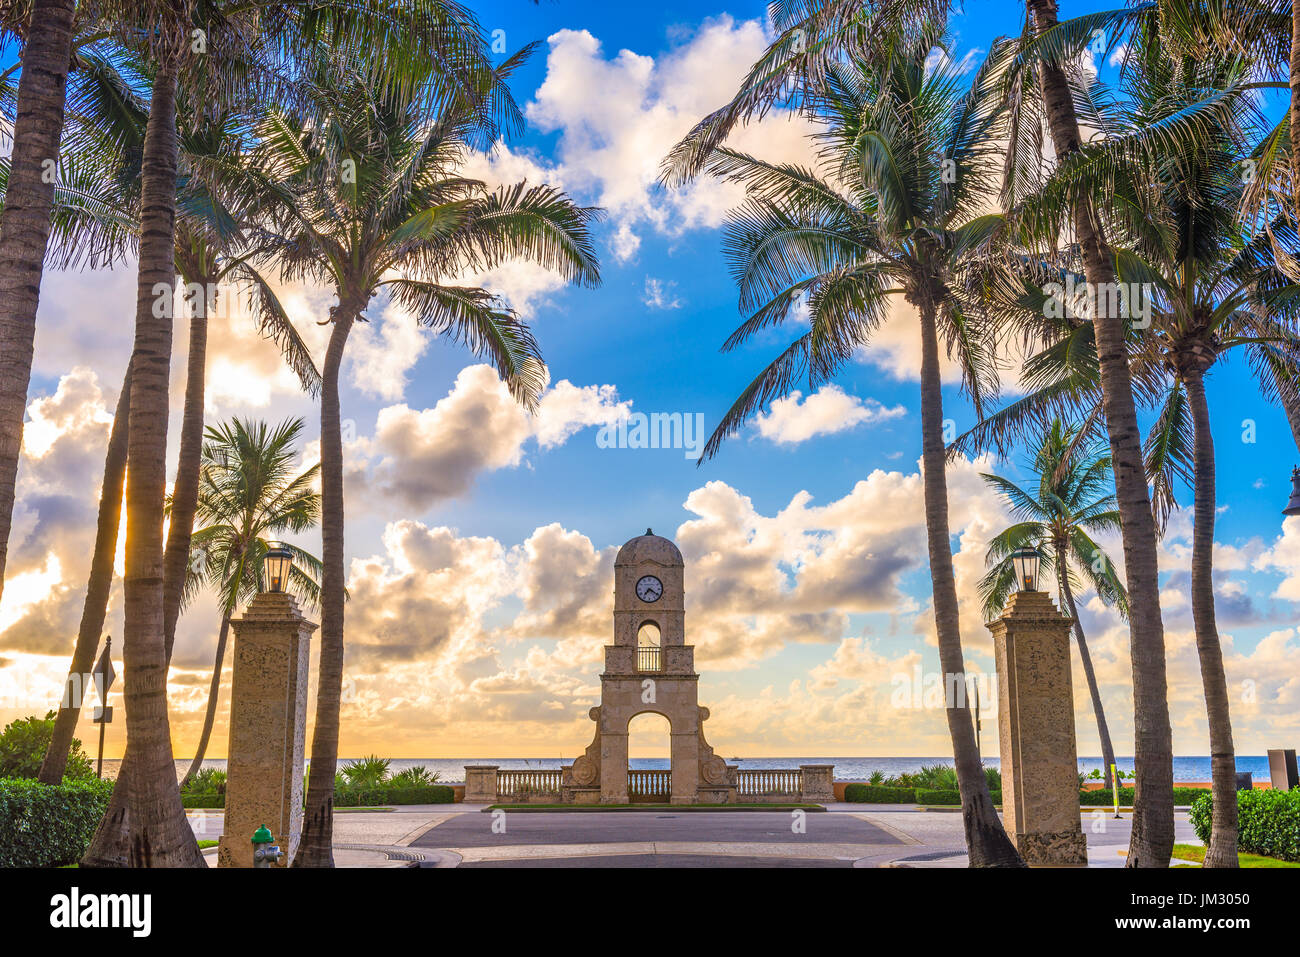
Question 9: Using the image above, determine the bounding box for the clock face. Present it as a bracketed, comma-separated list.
[635, 575, 663, 603]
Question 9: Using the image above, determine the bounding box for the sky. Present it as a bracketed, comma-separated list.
[1, 0, 1299, 763]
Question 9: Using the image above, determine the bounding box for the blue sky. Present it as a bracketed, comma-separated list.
[4, 0, 1300, 760]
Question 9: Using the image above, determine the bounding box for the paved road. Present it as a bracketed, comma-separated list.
[414, 809, 902, 847]
[190, 804, 1201, 867]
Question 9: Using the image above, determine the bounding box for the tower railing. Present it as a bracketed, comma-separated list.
[636, 646, 661, 672]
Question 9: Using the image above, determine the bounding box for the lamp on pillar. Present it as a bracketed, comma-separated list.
[1010, 546, 1041, 591]
[987, 551, 1087, 865]
[263, 541, 293, 593]
[217, 544, 316, 868]
[1284, 467, 1300, 517]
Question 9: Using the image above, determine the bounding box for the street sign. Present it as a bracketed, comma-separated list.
[92, 706, 113, 723]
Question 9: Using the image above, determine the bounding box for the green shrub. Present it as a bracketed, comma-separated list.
[335, 784, 454, 807]
[184, 768, 226, 795]
[1192, 789, 1300, 862]
[984, 767, 1001, 791]
[843, 784, 915, 803]
[0, 777, 115, 866]
[914, 788, 962, 805]
[389, 765, 441, 788]
[1079, 786, 1208, 807]
[181, 792, 225, 809]
[0, 712, 94, 780]
[990, 790, 1001, 805]
[182, 781, 456, 809]
[341, 755, 390, 789]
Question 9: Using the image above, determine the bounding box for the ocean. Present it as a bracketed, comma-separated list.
[96, 755, 1277, 784]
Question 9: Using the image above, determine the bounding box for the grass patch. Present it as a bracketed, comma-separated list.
[197, 840, 219, 849]
[1171, 843, 1300, 869]
[484, 802, 825, 812]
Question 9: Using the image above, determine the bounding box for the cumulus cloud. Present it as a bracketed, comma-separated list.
[753, 385, 906, 445]
[356, 364, 629, 512]
[526, 18, 818, 262]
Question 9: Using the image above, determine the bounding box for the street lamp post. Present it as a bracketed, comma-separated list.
[1010, 546, 1042, 591]
[217, 543, 316, 868]
[1284, 467, 1300, 517]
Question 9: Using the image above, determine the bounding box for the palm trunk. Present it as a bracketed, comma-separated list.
[1056, 543, 1117, 791]
[1272, 366, 1300, 455]
[1290, 0, 1300, 224]
[180, 614, 231, 788]
[82, 270, 210, 854]
[1182, 368, 1238, 868]
[162, 272, 210, 661]
[1027, 0, 1173, 868]
[107, 55, 202, 867]
[38, 363, 130, 783]
[918, 292, 1023, 867]
[0, 0, 78, 603]
[294, 305, 356, 867]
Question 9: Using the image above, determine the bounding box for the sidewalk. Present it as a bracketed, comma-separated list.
[190, 804, 471, 868]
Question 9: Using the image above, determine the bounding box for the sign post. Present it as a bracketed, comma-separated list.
[91, 637, 115, 779]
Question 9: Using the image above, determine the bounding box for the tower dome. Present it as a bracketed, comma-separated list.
[615, 527, 683, 566]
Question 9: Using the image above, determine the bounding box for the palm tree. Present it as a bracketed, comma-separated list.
[0, 0, 79, 603]
[961, 25, 1300, 864]
[1001, 0, 1175, 867]
[180, 417, 322, 787]
[26, 94, 319, 793]
[979, 418, 1127, 790]
[79, 0, 498, 868]
[254, 56, 601, 866]
[679, 26, 1023, 866]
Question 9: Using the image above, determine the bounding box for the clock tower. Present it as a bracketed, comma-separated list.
[562, 529, 734, 803]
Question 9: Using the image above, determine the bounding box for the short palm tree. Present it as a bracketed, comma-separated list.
[255, 56, 601, 866]
[979, 418, 1127, 790]
[180, 417, 323, 788]
[675, 25, 1024, 866]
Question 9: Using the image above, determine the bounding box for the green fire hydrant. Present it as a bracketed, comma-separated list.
[252, 825, 283, 868]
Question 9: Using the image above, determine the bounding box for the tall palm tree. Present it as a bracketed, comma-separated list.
[80, 0, 497, 868]
[681, 27, 1023, 866]
[1003, 0, 1175, 867]
[255, 56, 601, 866]
[25, 74, 320, 788]
[0, 0, 79, 604]
[961, 25, 1300, 864]
[180, 417, 322, 787]
[979, 418, 1127, 790]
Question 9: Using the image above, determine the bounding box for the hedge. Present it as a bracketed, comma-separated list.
[914, 788, 962, 805]
[843, 784, 915, 803]
[335, 785, 454, 806]
[183, 783, 457, 809]
[1191, 789, 1300, 862]
[0, 777, 115, 867]
[1079, 786, 1209, 807]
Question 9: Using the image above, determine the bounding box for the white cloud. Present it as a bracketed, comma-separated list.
[357, 364, 628, 511]
[526, 19, 818, 262]
[754, 385, 905, 445]
[642, 276, 682, 310]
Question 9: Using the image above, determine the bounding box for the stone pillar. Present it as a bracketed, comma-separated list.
[670, 731, 698, 803]
[600, 731, 629, 803]
[217, 592, 316, 868]
[464, 766, 499, 803]
[800, 765, 835, 803]
[988, 589, 1088, 866]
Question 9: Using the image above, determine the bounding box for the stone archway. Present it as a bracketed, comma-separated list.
[627, 711, 671, 802]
